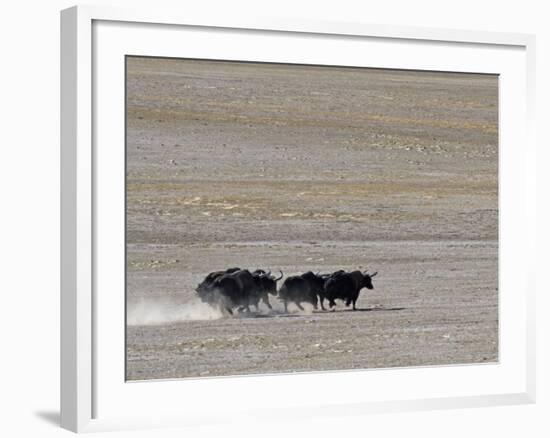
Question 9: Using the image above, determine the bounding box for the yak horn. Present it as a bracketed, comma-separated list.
[274, 270, 284, 281]
[370, 271, 378, 277]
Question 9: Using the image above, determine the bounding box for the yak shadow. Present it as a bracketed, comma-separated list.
[337, 307, 406, 313]
[233, 307, 405, 319]
[235, 311, 304, 319]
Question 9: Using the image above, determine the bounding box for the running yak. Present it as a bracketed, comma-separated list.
[251, 269, 283, 310]
[278, 271, 325, 312]
[323, 270, 378, 310]
[195, 267, 241, 294]
[317, 270, 345, 310]
[196, 268, 282, 315]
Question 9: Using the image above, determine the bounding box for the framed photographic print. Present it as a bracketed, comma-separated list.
[61, 5, 536, 433]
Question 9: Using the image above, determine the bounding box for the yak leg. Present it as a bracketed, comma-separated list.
[329, 299, 336, 311]
[312, 295, 319, 310]
[295, 301, 305, 311]
[283, 300, 288, 313]
[351, 291, 360, 310]
[236, 305, 251, 313]
[218, 302, 233, 316]
[320, 296, 326, 311]
[263, 294, 273, 310]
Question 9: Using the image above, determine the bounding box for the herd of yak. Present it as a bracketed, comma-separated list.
[195, 267, 378, 315]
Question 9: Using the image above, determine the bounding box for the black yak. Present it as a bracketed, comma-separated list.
[318, 270, 346, 310]
[278, 271, 324, 312]
[204, 269, 257, 314]
[195, 267, 241, 294]
[323, 270, 378, 310]
[250, 270, 283, 310]
[195, 268, 283, 315]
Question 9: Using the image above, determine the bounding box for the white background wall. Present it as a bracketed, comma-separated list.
[0, 0, 547, 436]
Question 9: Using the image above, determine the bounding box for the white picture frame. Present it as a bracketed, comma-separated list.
[60, 4, 537, 433]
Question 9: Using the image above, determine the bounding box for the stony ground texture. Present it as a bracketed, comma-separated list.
[125, 57, 498, 380]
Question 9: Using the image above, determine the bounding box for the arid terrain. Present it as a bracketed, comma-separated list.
[125, 57, 498, 381]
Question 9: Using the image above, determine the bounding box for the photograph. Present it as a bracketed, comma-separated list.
[125, 56, 498, 381]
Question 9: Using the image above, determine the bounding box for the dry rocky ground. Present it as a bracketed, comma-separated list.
[125, 57, 498, 380]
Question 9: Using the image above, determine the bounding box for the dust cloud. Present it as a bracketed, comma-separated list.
[127, 295, 223, 325]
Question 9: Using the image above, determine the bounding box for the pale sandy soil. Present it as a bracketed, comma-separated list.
[125, 57, 498, 381]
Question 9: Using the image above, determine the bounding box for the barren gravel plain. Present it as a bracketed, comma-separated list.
[125, 57, 498, 380]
